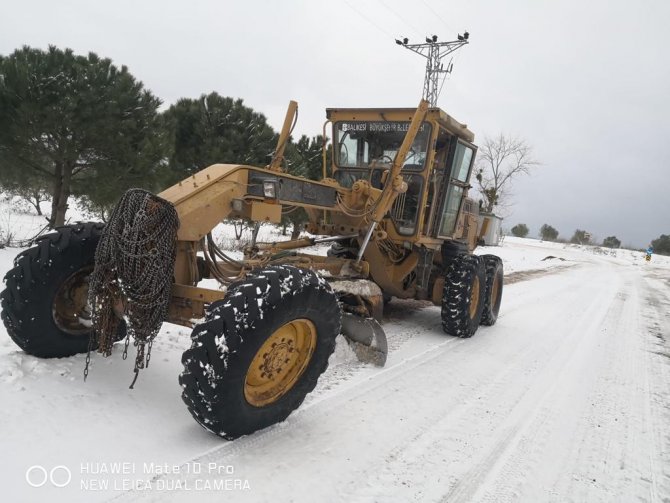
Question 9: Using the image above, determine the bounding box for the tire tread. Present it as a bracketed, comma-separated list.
[179, 265, 340, 439]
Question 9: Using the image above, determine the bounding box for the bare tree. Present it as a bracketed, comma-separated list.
[475, 133, 538, 214]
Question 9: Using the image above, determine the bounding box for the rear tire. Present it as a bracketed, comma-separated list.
[441, 254, 486, 338]
[0, 222, 122, 358]
[179, 265, 340, 439]
[480, 255, 503, 326]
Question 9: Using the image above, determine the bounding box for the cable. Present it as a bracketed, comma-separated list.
[281, 205, 300, 215]
[342, 0, 394, 38]
[336, 192, 377, 218]
[420, 0, 456, 33]
[377, 0, 423, 40]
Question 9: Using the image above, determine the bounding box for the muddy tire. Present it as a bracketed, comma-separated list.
[480, 255, 503, 326]
[0, 222, 120, 358]
[441, 254, 486, 338]
[179, 265, 341, 439]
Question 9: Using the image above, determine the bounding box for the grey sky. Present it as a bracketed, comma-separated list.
[1, 0, 668, 247]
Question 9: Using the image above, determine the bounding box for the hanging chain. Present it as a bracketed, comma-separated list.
[122, 332, 130, 360]
[84, 333, 94, 381]
[145, 340, 153, 368]
[87, 189, 179, 387]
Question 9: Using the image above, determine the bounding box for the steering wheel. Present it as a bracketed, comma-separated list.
[371, 155, 393, 165]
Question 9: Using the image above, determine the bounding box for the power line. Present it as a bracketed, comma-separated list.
[376, 0, 424, 39]
[420, 0, 455, 33]
[342, 0, 393, 38]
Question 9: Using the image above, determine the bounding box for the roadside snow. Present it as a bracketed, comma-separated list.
[1, 219, 669, 502]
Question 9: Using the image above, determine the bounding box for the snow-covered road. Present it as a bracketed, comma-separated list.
[1, 240, 669, 502]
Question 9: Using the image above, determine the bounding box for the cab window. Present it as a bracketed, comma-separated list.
[334, 121, 431, 171]
[451, 143, 473, 182]
[437, 141, 475, 238]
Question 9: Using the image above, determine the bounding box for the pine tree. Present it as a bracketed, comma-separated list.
[286, 134, 326, 180]
[282, 135, 328, 238]
[162, 93, 277, 181]
[602, 236, 621, 248]
[511, 223, 529, 238]
[570, 229, 591, 245]
[0, 46, 166, 227]
[651, 234, 670, 255]
[539, 224, 559, 241]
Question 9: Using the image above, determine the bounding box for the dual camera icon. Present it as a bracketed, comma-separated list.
[25, 465, 72, 488]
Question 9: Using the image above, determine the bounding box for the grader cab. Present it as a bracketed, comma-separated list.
[1, 99, 503, 439]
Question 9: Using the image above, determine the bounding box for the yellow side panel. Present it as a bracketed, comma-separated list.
[158, 164, 248, 241]
[246, 201, 282, 224]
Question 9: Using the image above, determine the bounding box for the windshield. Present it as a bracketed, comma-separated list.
[335, 121, 432, 171]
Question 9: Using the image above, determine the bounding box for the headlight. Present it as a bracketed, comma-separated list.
[263, 180, 278, 198]
[231, 199, 243, 212]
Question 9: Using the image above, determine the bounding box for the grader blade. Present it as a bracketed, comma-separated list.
[340, 313, 388, 367]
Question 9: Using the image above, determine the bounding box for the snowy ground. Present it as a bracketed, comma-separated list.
[1, 207, 669, 502]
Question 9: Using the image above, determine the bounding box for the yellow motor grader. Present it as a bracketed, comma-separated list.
[1, 99, 503, 439]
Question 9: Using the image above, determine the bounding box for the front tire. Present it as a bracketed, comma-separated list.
[179, 265, 340, 439]
[1, 222, 111, 357]
[441, 254, 486, 338]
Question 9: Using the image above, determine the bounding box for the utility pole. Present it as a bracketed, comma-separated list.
[395, 33, 470, 107]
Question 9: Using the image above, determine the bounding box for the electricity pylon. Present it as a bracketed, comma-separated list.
[396, 33, 470, 106]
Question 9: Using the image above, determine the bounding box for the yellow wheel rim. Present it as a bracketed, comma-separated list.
[491, 271, 501, 307]
[52, 266, 93, 335]
[469, 276, 481, 320]
[244, 319, 317, 407]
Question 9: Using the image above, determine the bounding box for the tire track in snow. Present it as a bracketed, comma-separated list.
[449, 263, 670, 503]
[302, 263, 613, 502]
[340, 268, 603, 501]
[531, 267, 670, 503]
[391, 262, 623, 503]
[505, 263, 578, 284]
[640, 270, 670, 500]
[459, 265, 627, 503]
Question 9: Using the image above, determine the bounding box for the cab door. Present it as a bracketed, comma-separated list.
[434, 139, 477, 239]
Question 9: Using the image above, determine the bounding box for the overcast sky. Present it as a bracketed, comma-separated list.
[2, 0, 668, 247]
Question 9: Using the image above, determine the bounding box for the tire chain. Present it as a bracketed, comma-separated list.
[86, 189, 179, 388]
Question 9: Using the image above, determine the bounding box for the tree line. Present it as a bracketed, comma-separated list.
[510, 223, 669, 254]
[0, 45, 323, 234]
[511, 223, 615, 246]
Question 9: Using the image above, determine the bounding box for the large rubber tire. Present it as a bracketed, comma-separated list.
[179, 265, 341, 439]
[1, 222, 108, 357]
[480, 255, 503, 326]
[441, 254, 486, 338]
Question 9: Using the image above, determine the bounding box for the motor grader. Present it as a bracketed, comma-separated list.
[0, 99, 503, 439]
